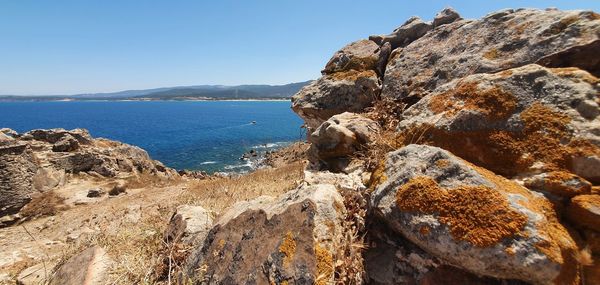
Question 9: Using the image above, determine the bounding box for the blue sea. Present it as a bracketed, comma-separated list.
[0, 101, 305, 172]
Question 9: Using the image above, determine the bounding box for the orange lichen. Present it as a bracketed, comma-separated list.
[428, 81, 517, 121]
[279, 232, 296, 266]
[524, 171, 591, 198]
[327, 69, 376, 81]
[419, 225, 431, 236]
[395, 176, 528, 247]
[314, 244, 333, 285]
[404, 102, 600, 177]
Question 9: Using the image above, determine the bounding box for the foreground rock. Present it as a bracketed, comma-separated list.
[309, 112, 379, 171]
[398, 64, 600, 182]
[0, 143, 40, 216]
[566, 194, 600, 230]
[183, 183, 344, 284]
[382, 8, 600, 103]
[50, 246, 112, 285]
[165, 205, 213, 245]
[371, 144, 579, 284]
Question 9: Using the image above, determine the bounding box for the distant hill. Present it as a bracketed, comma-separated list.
[0, 81, 312, 101]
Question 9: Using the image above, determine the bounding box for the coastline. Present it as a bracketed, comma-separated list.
[0, 98, 292, 102]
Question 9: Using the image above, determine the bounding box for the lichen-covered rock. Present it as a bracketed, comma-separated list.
[397, 64, 600, 182]
[0, 143, 39, 216]
[291, 70, 381, 129]
[308, 112, 380, 170]
[369, 16, 432, 49]
[524, 171, 592, 198]
[0, 128, 18, 138]
[322, 39, 383, 75]
[382, 8, 600, 103]
[433, 7, 461, 28]
[183, 184, 344, 284]
[49, 246, 112, 285]
[566, 195, 600, 230]
[371, 144, 580, 284]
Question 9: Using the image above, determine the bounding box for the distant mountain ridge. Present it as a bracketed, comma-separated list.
[0, 81, 312, 101]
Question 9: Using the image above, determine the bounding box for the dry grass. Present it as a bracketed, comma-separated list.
[19, 191, 68, 220]
[332, 189, 367, 285]
[180, 161, 306, 213]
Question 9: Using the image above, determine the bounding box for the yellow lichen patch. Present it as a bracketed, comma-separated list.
[435, 159, 450, 168]
[550, 67, 599, 85]
[279, 231, 296, 266]
[419, 225, 431, 236]
[314, 244, 333, 285]
[368, 159, 388, 192]
[395, 176, 528, 247]
[428, 81, 517, 121]
[327, 69, 377, 82]
[483, 48, 500, 60]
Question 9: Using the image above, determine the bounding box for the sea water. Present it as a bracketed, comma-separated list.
[0, 101, 305, 172]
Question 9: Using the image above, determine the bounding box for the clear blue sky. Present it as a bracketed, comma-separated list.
[1, 0, 598, 95]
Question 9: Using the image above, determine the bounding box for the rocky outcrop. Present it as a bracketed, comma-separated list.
[382, 8, 600, 103]
[371, 144, 579, 284]
[291, 70, 381, 130]
[398, 64, 600, 181]
[0, 143, 39, 216]
[433, 7, 462, 28]
[0, 128, 177, 218]
[49, 246, 112, 285]
[322, 39, 382, 75]
[183, 183, 344, 284]
[308, 112, 379, 171]
[369, 17, 433, 49]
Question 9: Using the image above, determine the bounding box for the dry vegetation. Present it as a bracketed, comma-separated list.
[43, 161, 307, 285]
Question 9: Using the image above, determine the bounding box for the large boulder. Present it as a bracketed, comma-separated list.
[397, 64, 600, 182]
[308, 112, 380, 170]
[292, 70, 381, 130]
[382, 8, 600, 103]
[183, 184, 344, 284]
[369, 16, 433, 49]
[371, 144, 580, 284]
[433, 7, 462, 28]
[49, 246, 112, 285]
[0, 143, 39, 216]
[322, 39, 385, 75]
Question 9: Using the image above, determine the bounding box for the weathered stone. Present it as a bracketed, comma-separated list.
[369, 16, 432, 49]
[291, 70, 380, 130]
[52, 134, 79, 152]
[183, 184, 344, 284]
[308, 112, 379, 170]
[524, 171, 592, 198]
[86, 189, 104, 198]
[0, 128, 18, 138]
[164, 205, 213, 245]
[371, 144, 579, 284]
[397, 64, 600, 182]
[566, 195, 600, 230]
[322, 39, 382, 74]
[0, 144, 39, 216]
[382, 9, 600, 103]
[49, 246, 112, 285]
[433, 7, 461, 28]
[17, 263, 47, 285]
[22, 128, 92, 145]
